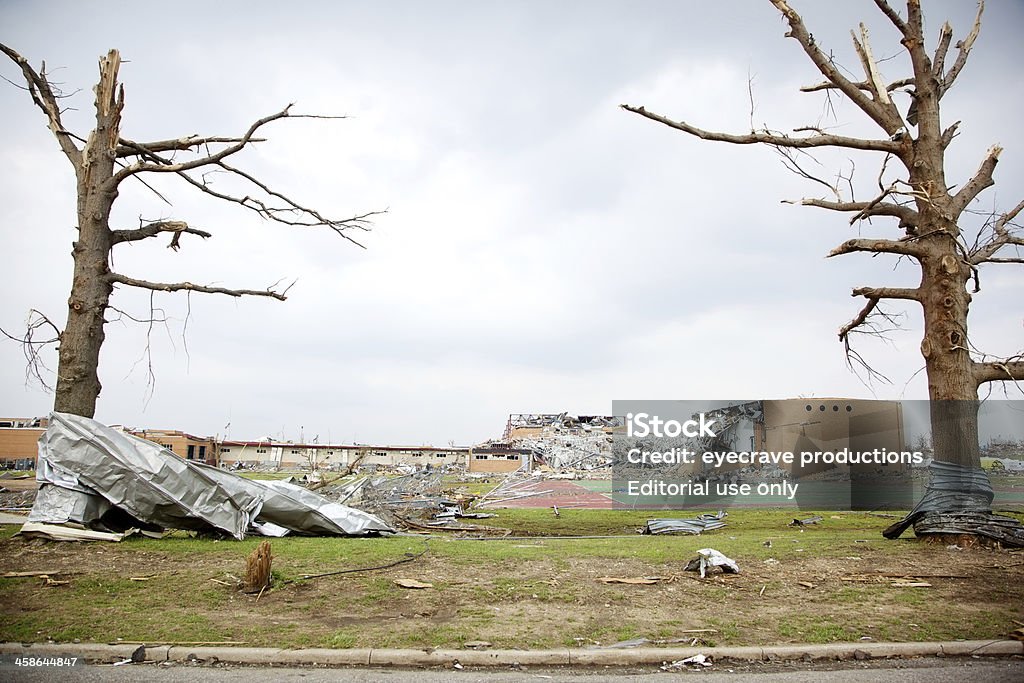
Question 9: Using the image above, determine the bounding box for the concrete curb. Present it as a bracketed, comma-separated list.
[1, 640, 1021, 668]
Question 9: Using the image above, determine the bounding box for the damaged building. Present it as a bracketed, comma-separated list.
[218, 441, 469, 471]
[0, 418, 469, 473]
[466, 413, 624, 474]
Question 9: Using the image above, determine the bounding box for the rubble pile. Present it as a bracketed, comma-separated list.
[506, 413, 621, 472]
[319, 467, 499, 533]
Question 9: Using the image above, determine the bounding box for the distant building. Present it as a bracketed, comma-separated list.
[466, 443, 533, 474]
[504, 413, 622, 440]
[0, 416, 48, 469]
[218, 441, 469, 470]
[128, 429, 218, 465]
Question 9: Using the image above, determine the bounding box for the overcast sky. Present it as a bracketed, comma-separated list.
[1, 1, 1022, 446]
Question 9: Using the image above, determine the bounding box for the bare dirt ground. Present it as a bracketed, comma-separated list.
[1, 526, 1021, 650]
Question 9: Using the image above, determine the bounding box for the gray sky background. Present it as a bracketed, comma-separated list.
[1, 1, 1022, 446]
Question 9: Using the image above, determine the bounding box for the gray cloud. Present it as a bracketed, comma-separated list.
[2, 1, 1021, 445]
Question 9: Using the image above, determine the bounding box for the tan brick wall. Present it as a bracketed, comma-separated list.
[467, 454, 526, 473]
[131, 431, 216, 464]
[0, 428, 45, 464]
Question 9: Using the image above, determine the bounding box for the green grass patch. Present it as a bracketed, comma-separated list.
[1, 507, 1019, 650]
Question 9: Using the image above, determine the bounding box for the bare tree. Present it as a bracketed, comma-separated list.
[1, 44, 380, 418]
[623, 0, 1023, 545]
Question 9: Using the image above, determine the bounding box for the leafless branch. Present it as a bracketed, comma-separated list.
[109, 273, 290, 301]
[0, 42, 83, 165]
[797, 193, 919, 228]
[940, 1, 984, 95]
[837, 289, 912, 387]
[871, 0, 909, 36]
[106, 304, 169, 326]
[116, 135, 267, 158]
[952, 144, 1002, 216]
[973, 358, 1024, 385]
[112, 106, 344, 181]
[828, 237, 924, 259]
[110, 219, 213, 248]
[837, 296, 904, 387]
[940, 121, 960, 149]
[0, 309, 62, 391]
[931, 21, 954, 82]
[850, 23, 894, 108]
[619, 104, 900, 153]
[799, 77, 913, 94]
[773, 146, 841, 202]
[769, 0, 904, 136]
[172, 165, 379, 248]
[851, 285, 921, 302]
[122, 292, 164, 407]
[968, 199, 1024, 264]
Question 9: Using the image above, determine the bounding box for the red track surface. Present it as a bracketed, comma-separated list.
[486, 480, 613, 509]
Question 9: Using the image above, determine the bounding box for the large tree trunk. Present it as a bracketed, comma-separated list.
[52, 51, 122, 418]
[919, 236, 980, 467]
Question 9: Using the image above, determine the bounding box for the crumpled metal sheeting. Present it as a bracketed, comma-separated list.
[34, 413, 260, 539]
[193, 463, 393, 537]
[883, 459, 1024, 547]
[30, 413, 393, 539]
[29, 484, 114, 527]
[644, 511, 727, 535]
[883, 460, 993, 540]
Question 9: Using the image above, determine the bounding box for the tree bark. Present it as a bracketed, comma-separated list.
[52, 51, 122, 418]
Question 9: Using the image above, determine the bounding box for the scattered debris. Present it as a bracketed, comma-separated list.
[1010, 628, 1024, 642]
[597, 576, 667, 585]
[2, 570, 65, 578]
[593, 638, 651, 649]
[463, 641, 492, 649]
[660, 654, 712, 670]
[39, 574, 68, 586]
[684, 548, 739, 578]
[840, 572, 963, 583]
[394, 579, 433, 589]
[797, 581, 816, 589]
[18, 522, 138, 542]
[643, 511, 727, 535]
[114, 645, 147, 666]
[789, 515, 823, 527]
[285, 544, 429, 583]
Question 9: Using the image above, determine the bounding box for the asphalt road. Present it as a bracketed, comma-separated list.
[3, 657, 1023, 682]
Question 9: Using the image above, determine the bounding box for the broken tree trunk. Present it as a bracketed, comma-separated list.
[243, 540, 273, 593]
[53, 50, 123, 418]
